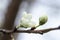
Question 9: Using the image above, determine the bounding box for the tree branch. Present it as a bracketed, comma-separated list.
[1, 0, 22, 40]
[0, 26, 60, 35]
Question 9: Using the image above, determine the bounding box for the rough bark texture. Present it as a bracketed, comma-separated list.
[0, 0, 22, 40]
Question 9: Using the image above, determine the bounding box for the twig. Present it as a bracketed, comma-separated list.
[0, 26, 60, 35]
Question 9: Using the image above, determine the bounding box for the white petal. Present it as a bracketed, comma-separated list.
[29, 21, 36, 27]
[22, 12, 32, 20]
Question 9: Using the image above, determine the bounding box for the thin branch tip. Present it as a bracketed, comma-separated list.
[0, 26, 60, 34]
[58, 26, 60, 29]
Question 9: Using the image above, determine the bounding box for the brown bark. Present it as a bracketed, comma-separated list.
[0, 0, 22, 40]
[0, 26, 60, 34]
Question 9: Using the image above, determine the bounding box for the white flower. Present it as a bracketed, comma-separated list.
[22, 12, 32, 20]
[28, 21, 36, 27]
[19, 11, 36, 28]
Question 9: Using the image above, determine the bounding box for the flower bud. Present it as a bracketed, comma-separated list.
[39, 15, 48, 25]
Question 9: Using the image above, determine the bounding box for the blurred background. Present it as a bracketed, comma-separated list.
[0, 0, 60, 40]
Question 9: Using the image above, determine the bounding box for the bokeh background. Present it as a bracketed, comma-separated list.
[0, 0, 60, 40]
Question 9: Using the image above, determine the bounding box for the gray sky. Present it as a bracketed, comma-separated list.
[0, 0, 60, 40]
